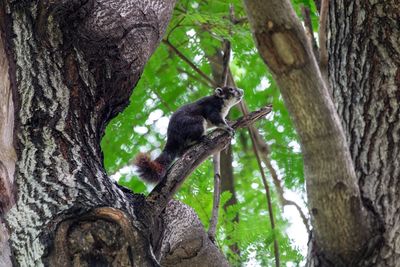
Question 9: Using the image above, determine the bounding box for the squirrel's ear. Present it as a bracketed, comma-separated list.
[215, 87, 223, 97]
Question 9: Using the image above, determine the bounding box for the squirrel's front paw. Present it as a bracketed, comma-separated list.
[224, 126, 235, 137]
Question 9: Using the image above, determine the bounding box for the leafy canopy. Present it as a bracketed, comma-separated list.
[102, 0, 318, 265]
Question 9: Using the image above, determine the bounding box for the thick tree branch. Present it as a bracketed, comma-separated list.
[146, 106, 272, 215]
[243, 0, 374, 263]
[159, 200, 230, 267]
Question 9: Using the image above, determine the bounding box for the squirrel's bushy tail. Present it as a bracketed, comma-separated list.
[135, 149, 176, 183]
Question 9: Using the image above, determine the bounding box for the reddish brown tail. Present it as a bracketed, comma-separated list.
[134, 153, 167, 183]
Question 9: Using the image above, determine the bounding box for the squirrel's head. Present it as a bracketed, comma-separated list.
[214, 86, 244, 107]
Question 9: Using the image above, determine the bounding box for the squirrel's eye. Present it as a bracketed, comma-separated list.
[229, 88, 234, 92]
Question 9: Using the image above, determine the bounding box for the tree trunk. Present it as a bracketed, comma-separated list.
[243, 0, 374, 265]
[242, 0, 400, 266]
[0, 1, 230, 266]
[329, 1, 400, 266]
[0, 11, 15, 266]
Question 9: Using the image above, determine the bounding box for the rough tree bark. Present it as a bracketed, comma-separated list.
[0, 0, 234, 266]
[329, 2, 400, 266]
[244, 0, 400, 266]
[0, 13, 15, 267]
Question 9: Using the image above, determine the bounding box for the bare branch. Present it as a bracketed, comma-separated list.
[301, 6, 319, 63]
[314, 0, 321, 12]
[319, 0, 329, 75]
[221, 40, 231, 87]
[163, 39, 218, 87]
[254, 131, 311, 233]
[176, 67, 211, 87]
[208, 152, 221, 241]
[151, 89, 173, 112]
[209, 38, 231, 240]
[238, 102, 280, 267]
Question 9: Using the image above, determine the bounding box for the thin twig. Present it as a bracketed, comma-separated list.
[176, 67, 211, 88]
[301, 6, 319, 63]
[283, 199, 310, 234]
[314, 0, 321, 13]
[209, 38, 231, 240]
[227, 4, 247, 25]
[162, 39, 218, 87]
[319, 0, 329, 74]
[229, 5, 280, 265]
[253, 131, 311, 233]
[151, 89, 173, 112]
[166, 16, 186, 40]
[208, 152, 221, 241]
[239, 101, 280, 267]
[221, 40, 231, 86]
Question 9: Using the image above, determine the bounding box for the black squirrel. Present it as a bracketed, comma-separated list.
[135, 86, 244, 183]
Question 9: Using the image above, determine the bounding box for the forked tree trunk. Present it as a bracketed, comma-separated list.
[0, 1, 230, 266]
[243, 0, 400, 266]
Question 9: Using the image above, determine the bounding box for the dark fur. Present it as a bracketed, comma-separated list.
[135, 86, 243, 183]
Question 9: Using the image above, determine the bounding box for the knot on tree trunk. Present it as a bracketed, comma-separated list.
[48, 207, 159, 267]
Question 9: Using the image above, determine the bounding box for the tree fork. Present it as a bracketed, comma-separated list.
[243, 0, 376, 264]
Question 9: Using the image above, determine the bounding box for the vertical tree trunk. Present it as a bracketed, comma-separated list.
[329, 1, 400, 265]
[0, 14, 15, 266]
[1, 1, 232, 265]
[242, 0, 393, 265]
[1, 0, 176, 265]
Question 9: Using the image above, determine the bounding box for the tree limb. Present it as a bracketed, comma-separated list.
[146, 106, 272, 215]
